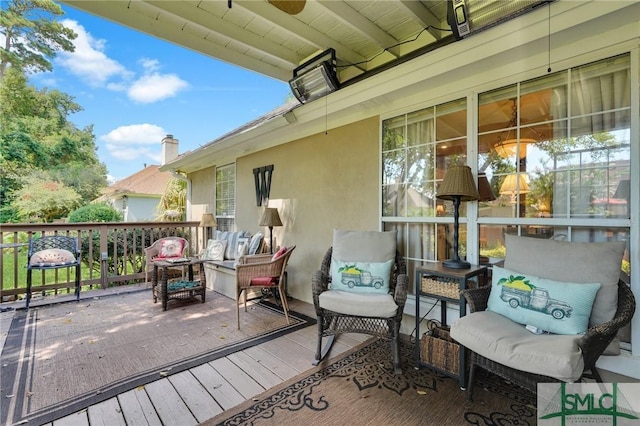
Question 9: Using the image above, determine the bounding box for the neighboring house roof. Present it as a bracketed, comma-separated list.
[95, 165, 173, 202]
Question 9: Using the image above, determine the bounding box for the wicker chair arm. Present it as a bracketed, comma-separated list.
[242, 253, 274, 264]
[579, 280, 636, 370]
[460, 285, 492, 312]
[394, 273, 408, 307]
[311, 269, 330, 315]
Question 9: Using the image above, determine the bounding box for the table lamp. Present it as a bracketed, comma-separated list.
[199, 213, 216, 241]
[437, 165, 479, 269]
[259, 207, 282, 254]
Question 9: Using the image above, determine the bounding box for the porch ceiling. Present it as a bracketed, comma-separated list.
[60, 1, 545, 86]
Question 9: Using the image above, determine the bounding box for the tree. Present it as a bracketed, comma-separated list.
[156, 178, 187, 221]
[13, 176, 81, 222]
[0, 0, 76, 79]
[0, 67, 108, 216]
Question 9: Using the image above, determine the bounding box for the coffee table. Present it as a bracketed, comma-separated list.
[152, 257, 207, 310]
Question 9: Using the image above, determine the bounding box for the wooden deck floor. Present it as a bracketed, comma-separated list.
[1, 295, 368, 426]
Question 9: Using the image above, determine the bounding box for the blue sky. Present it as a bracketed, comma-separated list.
[28, 4, 291, 182]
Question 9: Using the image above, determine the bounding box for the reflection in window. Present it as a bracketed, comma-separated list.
[382, 99, 467, 218]
[478, 54, 631, 219]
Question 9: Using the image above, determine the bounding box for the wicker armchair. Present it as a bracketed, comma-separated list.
[312, 247, 408, 374]
[144, 237, 189, 283]
[460, 279, 635, 397]
[26, 235, 81, 309]
[236, 246, 295, 330]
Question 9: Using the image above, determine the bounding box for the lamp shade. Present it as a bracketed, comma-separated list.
[477, 173, 496, 201]
[437, 166, 480, 202]
[199, 213, 216, 227]
[499, 173, 530, 195]
[613, 179, 630, 200]
[259, 208, 283, 227]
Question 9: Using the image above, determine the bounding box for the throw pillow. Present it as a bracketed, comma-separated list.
[329, 259, 393, 295]
[203, 239, 227, 261]
[157, 239, 185, 258]
[332, 229, 397, 263]
[248, 232, 264, 255]
[272, 246, 287, 261]
[30, 248, 76, 266]
[487, 266, 601, 335]
[233, 237, 250, 267]
[504, 234, 625, 327]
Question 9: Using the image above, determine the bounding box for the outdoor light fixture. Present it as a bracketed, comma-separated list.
[259, 207, 283, 254]
[437, 165, 479, 269]
[448, 0, 550, 40]
[493, 99, 536, 159]
[289, 48, 340, 104]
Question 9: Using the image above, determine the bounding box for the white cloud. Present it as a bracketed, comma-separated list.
[101, 123, 167, 145]
[139, 58, 160, 72]
[57, 19, 131, 87]
[100, 123, 166, 163]
[106, 144, 161, 163]
[128, 73, 189, 103]
[57, 21, 188, 103]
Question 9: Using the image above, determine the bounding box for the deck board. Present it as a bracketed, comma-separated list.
[227, 350, 287, 388]
[52, 411, 89, 426]
[144, 378, 198, 426]
[168, 371, 223, 422]
[117, 387, 163, 426]
[190, 363, 246, 410]
[242, 344, 301, 380]
[209, 357, 265, 399]
[87, 398, 126, 426]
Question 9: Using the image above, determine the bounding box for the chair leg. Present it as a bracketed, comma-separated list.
[26, 269, 32, 309]
[467, 360, 476, 401]
[236, 289, 242, 330]
[75, 265, 81, 301]
[390, 322, 401, 375]
[313, 317, 336, 366]
[278, 286, 290, 324]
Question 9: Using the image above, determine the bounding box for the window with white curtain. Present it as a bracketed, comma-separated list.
[215, 163, 236, 232]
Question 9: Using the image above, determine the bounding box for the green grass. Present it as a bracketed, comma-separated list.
[2, 252, 143, 297]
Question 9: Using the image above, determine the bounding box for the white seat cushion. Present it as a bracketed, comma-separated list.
[319, 290, 398, 318]
[450, 311, 584, 382]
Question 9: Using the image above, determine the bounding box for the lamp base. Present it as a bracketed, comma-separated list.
[443, 259, 471, 269]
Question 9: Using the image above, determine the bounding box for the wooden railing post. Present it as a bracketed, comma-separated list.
[99, 224, 109, 289]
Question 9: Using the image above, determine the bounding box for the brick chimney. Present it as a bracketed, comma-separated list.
[161, 134, 179, 165]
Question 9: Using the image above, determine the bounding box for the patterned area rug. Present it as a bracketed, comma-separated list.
[1, 289, 314, 426]
[204, 338, 537, 425]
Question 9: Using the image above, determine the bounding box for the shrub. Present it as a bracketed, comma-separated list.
[68, 203, 123, 223]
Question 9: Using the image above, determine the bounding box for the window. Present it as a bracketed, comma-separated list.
[382, 99, 468, 289]
[476, 54, 632, 349]
[215, 164, 236, 231]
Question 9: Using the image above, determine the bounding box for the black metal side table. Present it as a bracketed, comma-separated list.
[414, 263, 488, 389]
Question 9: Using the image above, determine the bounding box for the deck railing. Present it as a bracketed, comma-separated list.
[0, 222, 204, 303]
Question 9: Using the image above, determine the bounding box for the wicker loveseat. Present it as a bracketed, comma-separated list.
[451, 235, 636, 398]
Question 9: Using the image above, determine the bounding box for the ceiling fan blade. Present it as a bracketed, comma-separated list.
[268, 0, 306, 15]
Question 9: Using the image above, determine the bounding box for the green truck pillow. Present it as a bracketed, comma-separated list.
[487, 266, 601, 335]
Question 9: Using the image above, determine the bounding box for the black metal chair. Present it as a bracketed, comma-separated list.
[26, 235, 81, 308]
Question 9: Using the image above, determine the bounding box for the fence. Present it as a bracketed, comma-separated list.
[1, 222, 204, 303]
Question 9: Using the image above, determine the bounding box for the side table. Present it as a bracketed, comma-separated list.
[152, 258, 207, 311]
[414, 263, 487, 388]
